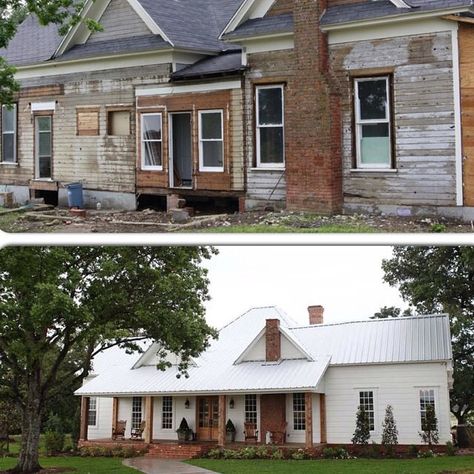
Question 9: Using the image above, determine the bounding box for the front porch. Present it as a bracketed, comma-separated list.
[79, 393, 327, 453]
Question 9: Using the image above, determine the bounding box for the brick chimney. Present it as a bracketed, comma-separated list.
[308, 305, 324, 325]
[285, 0, 342, 213]
[265, 319, 281, 361]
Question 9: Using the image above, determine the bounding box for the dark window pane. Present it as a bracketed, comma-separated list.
[143, 115, 162, 140]
[2, 134, 14, 162]
[2, 106, 15, 132]
[201, 113, 222, 140]
[360, 123, 390, 165]
[37, 117, 51, 132]
[39, 132, 51, 157]
[39, 156, 51, 178]
[358, 80, 387, 120]
[144, 140, 162, 167]
[258, 88, 283, 125]
[259, 127, 284, 164]
[202, 141, 223, 168]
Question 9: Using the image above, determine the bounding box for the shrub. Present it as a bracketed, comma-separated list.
[44, 430, 65, 455]
[352, 405, 370, 445]
[255, 445, 269, 459]
[381, 405, 398, 455]
[206, 448, 222, 459]
[322, 447, 335, 459]
[322, 447, 349, 459]
[271, 449, 284, 459]
[225, 419, 236, 433]
[368, 442, 382, 459]
[291, 449, 306, 460]
[419, 404, 439, 448]
[445, 441, 456, 456]
[335, 447, 349, 459]
[419, 449, 435, 458]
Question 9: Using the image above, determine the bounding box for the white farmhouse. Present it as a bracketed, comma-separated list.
[75, 306, 453, 456]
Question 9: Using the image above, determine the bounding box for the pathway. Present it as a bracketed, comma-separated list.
[123, 457, 218, 474]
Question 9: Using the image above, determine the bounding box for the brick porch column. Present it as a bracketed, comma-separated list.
[320, 394, 327, 444]
[112, 397, 119, 438]
[144, 396, 154, 444]
[305, 392, 313, 449]
[218, 395, 226, 447]
[79, 396, 89, 441]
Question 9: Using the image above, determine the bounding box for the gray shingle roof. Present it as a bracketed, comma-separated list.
[172, 51, 245, 80]
[321, 0, 473, 26]
[223, 13, 294, 40]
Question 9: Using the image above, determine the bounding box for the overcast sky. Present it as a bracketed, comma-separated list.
[202, 246, 407, 329]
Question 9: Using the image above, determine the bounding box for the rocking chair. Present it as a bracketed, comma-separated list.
[270, 421, 287, 445]
[244, 422, 258, 444]
[112, 420, 126, 440]
[131, 420, 146, 440]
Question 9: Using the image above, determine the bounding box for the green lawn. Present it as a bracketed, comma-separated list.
[0, 456, 136, 474]
[189, 456, 474, 474]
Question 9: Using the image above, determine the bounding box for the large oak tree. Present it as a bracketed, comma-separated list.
[378, 246, 474, 425]
[0, 247, 217, 473]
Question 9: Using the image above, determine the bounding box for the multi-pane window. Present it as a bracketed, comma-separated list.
[2, 104, 17, 163]
[359, 391, 375, 431]
[245, 394, 257, 424]
[293, 393, 306, 431]
[162, 396, 173, 429]
[35, 116, 52, 178]
[420, 389, 435, 430]
[256, 85, 285, 167]
[88, 397, 97, 426]
[199, 110, 224, 171]
[354, 77, 392, 169]
[141, 113, 162, 170]
[131, 397, 142, 431]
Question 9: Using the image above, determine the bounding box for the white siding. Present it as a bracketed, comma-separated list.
[284, 393, 321, 444]
[88, 397, 113, 440]
[324, 362, 451, 445]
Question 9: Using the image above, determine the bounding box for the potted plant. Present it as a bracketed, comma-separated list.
[176, 418, 193, 443]
[226, 419, 236, 443]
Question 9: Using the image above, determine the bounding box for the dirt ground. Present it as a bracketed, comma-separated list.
[0, 206, 473, 233]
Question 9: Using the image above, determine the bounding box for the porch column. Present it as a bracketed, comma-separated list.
[305, 392, 313, 449]
[79, 396, 89, 441]
[218, 395, 226, 447]
[320, 394, 327, 444]
[112, 397, 119, 437]
[144, 396, 154, 444]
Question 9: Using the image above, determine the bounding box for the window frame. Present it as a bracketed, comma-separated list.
[245, 394, 257, 425]
[131, 396, 143, 431]
[198, 109, 224, 172]
[293, 393, 306, 431]
[359, 390, 375, 432]
[88, 397, 97, 427]
[1, 104, 17, 164]
[354, 76, 392, 170]
[419, 388, 436, 431]
[34, 114, 53, 180]
[141, 112, 163, 171]
[255, 84, 285, 169]
[162, 396, 173, 430]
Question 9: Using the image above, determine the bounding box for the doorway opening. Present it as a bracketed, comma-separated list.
[169, 113, 192, 189]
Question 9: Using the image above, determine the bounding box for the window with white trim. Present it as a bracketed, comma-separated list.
[256, 85, 285, 167]
[141, 113, 162, 170]
[162, 396, 173, 430]
[293, 393, 306, 431]
[354, 77, 392, 169]
[419, 389, 435, 430]
[131, 397, 142, 431]
[359, 391, 375, 431]
[2, 104, 17, 163]
[88, 397, 97, 427]
[245, 394, 257, 424]
[199, 110, 224, 171]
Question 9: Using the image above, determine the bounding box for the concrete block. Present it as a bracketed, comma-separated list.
[170, 208, 191, 224]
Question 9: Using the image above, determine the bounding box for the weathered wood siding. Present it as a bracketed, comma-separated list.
[245, 50, 295, 209]
[330, 31, 457, 207]
[268, 0, 293, 16]
[88, 0, 152, 44]
[1, 65, 170, 194]
[459, 23, 474, 206]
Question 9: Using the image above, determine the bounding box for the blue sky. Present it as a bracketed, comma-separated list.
[203, 246, 406, 329]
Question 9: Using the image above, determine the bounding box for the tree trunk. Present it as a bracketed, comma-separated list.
[10, 384, 43, 474]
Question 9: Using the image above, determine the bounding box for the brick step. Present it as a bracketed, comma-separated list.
[146, 444, 212, 459]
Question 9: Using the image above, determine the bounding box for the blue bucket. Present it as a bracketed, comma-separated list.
[66, 182, 84, 209]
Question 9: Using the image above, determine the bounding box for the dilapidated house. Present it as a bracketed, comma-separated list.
[1, 0, 474, 219]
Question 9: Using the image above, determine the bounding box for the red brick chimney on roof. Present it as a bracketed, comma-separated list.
[265, 319, 281, 362]
[308, 305, 324, 325]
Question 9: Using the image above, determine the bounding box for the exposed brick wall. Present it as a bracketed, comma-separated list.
[260, 394, 286, 440]
[265, 319, 281, 361]
[285, 0, 343, 213]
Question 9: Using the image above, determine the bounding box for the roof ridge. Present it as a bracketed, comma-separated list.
[290, 313, 449, 330]
[219, 305, 279, 330]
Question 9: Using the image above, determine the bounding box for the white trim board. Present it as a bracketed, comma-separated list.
[136, 80, 242, 97]
[235, 35, 294, 55]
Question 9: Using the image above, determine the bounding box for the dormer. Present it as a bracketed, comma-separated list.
[132, 342, 196, 370]
[234, 318, 313, 364]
